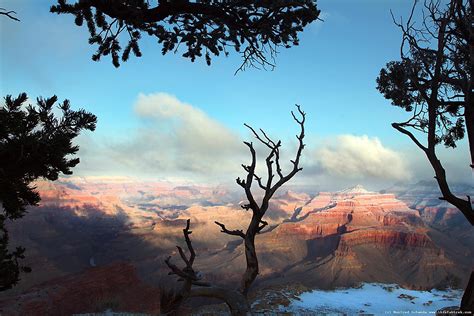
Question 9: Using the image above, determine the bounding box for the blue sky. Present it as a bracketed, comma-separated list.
[1, 0, 470, 189]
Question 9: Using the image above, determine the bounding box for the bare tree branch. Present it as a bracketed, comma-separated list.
[252, 174, 267, 190]
[231, 105, 306, 295]
[236, 141, 259, 212]
[163, 219, 203, 283]
[0, 8, 19, 21]
[257, 220, 269, 233]
[392, 123, 427, 151]
[214, 221, 245, 238]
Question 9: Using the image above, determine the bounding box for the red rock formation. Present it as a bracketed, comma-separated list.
[338, 229, 435, 250]
[5, 179, 471, 299]
[0, 263, 160, 316]
[275, 222, 342, 239]
[254, 186, 461, 289]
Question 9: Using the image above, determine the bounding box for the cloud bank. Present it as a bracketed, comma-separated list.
[75, 93, 470, 190]
[303, 135, 411, 188]
[129, 93, 243, 174]
[76, 93, 244, 182]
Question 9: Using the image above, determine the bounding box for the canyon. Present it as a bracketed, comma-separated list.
[0, 178, 472, 315]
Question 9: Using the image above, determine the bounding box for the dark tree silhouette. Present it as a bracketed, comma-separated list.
[0, 93, 97, 291]
[50, 0, 320, 71]
[376, 0, 473, 311]
[161, 105, 306, 315]
[377, 0, 473, 225]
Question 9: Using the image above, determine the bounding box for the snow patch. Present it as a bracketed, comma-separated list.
[338, 184, 373, 195]
[284, 283, 462, 315]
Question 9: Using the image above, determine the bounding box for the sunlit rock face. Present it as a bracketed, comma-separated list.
[270, 185, 424, 241]
[1, 179, 472, 310]
[255, 185, 463, 290]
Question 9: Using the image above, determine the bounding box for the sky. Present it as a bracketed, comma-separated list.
[1, 0, 472, 190]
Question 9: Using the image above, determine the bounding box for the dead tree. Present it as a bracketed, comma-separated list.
[161, 219, 249, 315]
[162, 105, 306, 315]
[377, 0, 473, 311]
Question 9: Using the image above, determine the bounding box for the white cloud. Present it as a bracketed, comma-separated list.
[75, 93, 244, 182]
[406, 141, 472, 185]
[133, 93, 240, 161]
[311, 135, 411, 181]
[76, 99, 471, 190]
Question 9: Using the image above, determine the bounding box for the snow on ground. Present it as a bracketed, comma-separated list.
[284, 283, 462, 315]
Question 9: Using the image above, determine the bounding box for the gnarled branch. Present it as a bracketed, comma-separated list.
[0, 8, 19, 21]
[215, 221, 245, 238]
[223, 105, 306, 296]
[162, 219, 249, 315]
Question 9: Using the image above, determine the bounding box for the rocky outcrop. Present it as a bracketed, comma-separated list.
[255, 186, 462, 289]
[338, 229, 435, 250]
[0, 263, 160, 316]
[3, 179, 472, 308]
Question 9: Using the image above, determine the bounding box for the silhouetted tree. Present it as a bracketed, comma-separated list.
[376, 0, 473, 311]
[161, 105, 306, 315]
[377, 0, 473, 225]
[0, 93, 97, 291]
[50, 0, 320, 71]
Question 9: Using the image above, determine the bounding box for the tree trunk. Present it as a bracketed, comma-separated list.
[466, 73, 474, 171]
[239, 210, 263, 297]
[240, 234, 259, 297]
[466, 82, 474, 170]
[461, 270, 474, 312]
[460, 0, 474, 311]
[468, 0, 474, 170]
[425, 152, 474, 225]
[189, 287, 251, 316]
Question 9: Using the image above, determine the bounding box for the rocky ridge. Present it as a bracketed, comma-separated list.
[1, 180, 472, 314]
